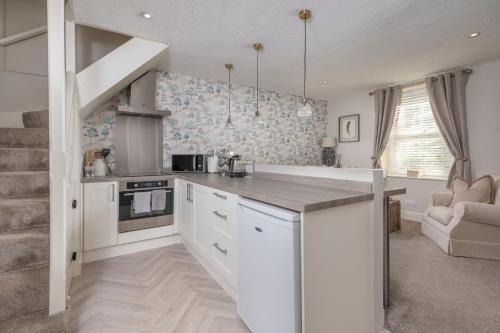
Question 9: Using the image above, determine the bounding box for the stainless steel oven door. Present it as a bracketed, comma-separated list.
[118, 187, 174, 233]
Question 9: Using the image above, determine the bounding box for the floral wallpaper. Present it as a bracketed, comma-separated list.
[82, 72, 328, 169]
[81, 92, 128, 169]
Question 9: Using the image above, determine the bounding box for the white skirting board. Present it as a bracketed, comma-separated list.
[82, 234, 181, 263]
[401, 210, 423, 223]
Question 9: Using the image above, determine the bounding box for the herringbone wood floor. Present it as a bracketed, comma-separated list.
[69, 243, 250, 333]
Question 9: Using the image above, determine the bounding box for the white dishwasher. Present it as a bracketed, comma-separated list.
[238, 198, 301, 333]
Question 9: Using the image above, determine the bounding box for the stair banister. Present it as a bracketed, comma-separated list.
[0, 25, 47, 47]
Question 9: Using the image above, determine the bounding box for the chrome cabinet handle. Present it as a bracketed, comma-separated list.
[212, 210, 227, 220]
[187, 183, 193, 202]
[213, 192, 227, 200]
[111, 184, 115, 202]
[213, 242, 228, 255]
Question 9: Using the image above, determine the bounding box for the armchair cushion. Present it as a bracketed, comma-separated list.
[454, 201, 500, 227]
[430, 191, 453, 207]
[493, 175, 500, 205]
[450, 175, 495, 207]
[427, 206, 453, 225]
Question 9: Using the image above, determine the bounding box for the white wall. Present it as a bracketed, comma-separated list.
[327, 59, 500, 219]
[327, 90, 374, 169]
[467, 60, 500, 178]
[75, 24, 130, 73]
[0, 0, 48, 127]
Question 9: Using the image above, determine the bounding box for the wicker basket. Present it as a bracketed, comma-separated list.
[389, 199, 401, 233]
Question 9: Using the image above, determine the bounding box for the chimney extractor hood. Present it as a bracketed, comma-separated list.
[117, 71, 171, 118]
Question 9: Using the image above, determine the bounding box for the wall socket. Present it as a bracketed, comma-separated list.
[405, 199, 417, 207]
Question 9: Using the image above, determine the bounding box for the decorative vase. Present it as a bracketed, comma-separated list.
[322, 148, 336, 167]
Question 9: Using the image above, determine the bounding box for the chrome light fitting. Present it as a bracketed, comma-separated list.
[297, 9, 312, 117]
[253, 43, 264, 126]
[225, 63, 234, 129]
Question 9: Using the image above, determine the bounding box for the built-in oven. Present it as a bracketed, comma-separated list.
[118, 179, 174, 233]
[172, 154, 207, 172]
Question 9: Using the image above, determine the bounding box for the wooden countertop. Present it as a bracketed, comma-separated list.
[177, 174, 374, 213]
[384, 186, 406, 197]
[82, 173, 379, 213]
[82, 174, 175, 183]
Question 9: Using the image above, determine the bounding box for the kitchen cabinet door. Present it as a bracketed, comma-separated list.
[179, 181, 194, 242]
[193, 185, 213, 256]
[83, 182, 118, 250]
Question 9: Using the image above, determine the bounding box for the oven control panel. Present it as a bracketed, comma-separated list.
[126, 180, 170, 189]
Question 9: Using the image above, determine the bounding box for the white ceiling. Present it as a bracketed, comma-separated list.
[72, 0, 500, 99]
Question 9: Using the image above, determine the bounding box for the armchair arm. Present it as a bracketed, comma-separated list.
[453, 202, 500, 227]
[430, 191, 453, 207]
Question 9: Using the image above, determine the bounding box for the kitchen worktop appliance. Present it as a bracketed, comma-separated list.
[172, 154, 208, 172]
[118, 177, 174, 233]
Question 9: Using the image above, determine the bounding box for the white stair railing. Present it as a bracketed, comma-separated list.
[0, 25, 47, 47]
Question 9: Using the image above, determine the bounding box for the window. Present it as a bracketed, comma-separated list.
[381, 83, 453, 179]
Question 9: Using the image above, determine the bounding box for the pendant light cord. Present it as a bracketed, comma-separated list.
[303, 17, 307, 103]
[256, 50, 259, 114]
[228, 67, 231, 118]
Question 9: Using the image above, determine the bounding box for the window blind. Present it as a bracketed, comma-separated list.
[382, 83, 453, 179]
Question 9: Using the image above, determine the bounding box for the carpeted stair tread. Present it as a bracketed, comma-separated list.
[0, 264, 49, 322]
[0, 197, 50, 232]
[0, 115, 56, 331]
[0, 171, 49, 199]
[22, 110, 49, 128]
[0, 148, 49, 171]
[0, 309, 66, 333]
[0, 128, 48, 148]
[0, 226, 50, 273]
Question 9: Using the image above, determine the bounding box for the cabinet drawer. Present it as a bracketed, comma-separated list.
[211, 206, 235, 240]
[210, 189, 238, 212]
[211, 228, 236, 286]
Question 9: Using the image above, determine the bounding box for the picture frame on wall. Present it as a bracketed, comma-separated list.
[339, 114, 360, 142]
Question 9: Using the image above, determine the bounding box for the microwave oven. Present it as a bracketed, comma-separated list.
[172, 154, 208, 172]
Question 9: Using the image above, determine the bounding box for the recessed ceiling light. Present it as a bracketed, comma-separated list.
[469, 32, 480, 38]
[321, 81, 328, 84]
[141, 12, 152, 19]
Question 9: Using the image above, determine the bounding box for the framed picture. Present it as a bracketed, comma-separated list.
[339, 114, 360, 142]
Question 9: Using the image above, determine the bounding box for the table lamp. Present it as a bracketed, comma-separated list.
[321, 137, 337, 167]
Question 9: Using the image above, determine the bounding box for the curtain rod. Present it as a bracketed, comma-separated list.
[368, 68, 473, 96]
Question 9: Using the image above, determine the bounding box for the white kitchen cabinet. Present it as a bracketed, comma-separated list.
[83, 182, 118, 250]
[180, 183, 239, 291]
[179, 180, 195, 242]
[193, 185, 213, 256]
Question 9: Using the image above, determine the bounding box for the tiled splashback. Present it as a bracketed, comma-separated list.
[82, 72, 328, 168]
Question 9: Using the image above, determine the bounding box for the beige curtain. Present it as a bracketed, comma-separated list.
[372, 87, 402, 168]
[425, 71, 471, 188]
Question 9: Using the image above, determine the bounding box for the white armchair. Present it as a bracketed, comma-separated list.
[422, 176, 500, 260]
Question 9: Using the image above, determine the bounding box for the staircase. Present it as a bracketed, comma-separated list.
[0, 110, 66, 332]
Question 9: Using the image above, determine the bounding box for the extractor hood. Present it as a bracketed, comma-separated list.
[117, 71, 170, 118]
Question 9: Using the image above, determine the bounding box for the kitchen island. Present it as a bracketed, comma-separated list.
[80, 168, 403, 333]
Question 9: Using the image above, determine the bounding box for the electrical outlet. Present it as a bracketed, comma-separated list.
[405, 199, 417, 207]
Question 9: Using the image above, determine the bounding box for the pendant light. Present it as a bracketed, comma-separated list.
[252, 43, 265, 126]
[297, 9, 312, 117]
[225, 63, 234, 129]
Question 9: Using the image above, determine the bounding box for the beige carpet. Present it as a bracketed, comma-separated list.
[385, 220, 500, 333]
